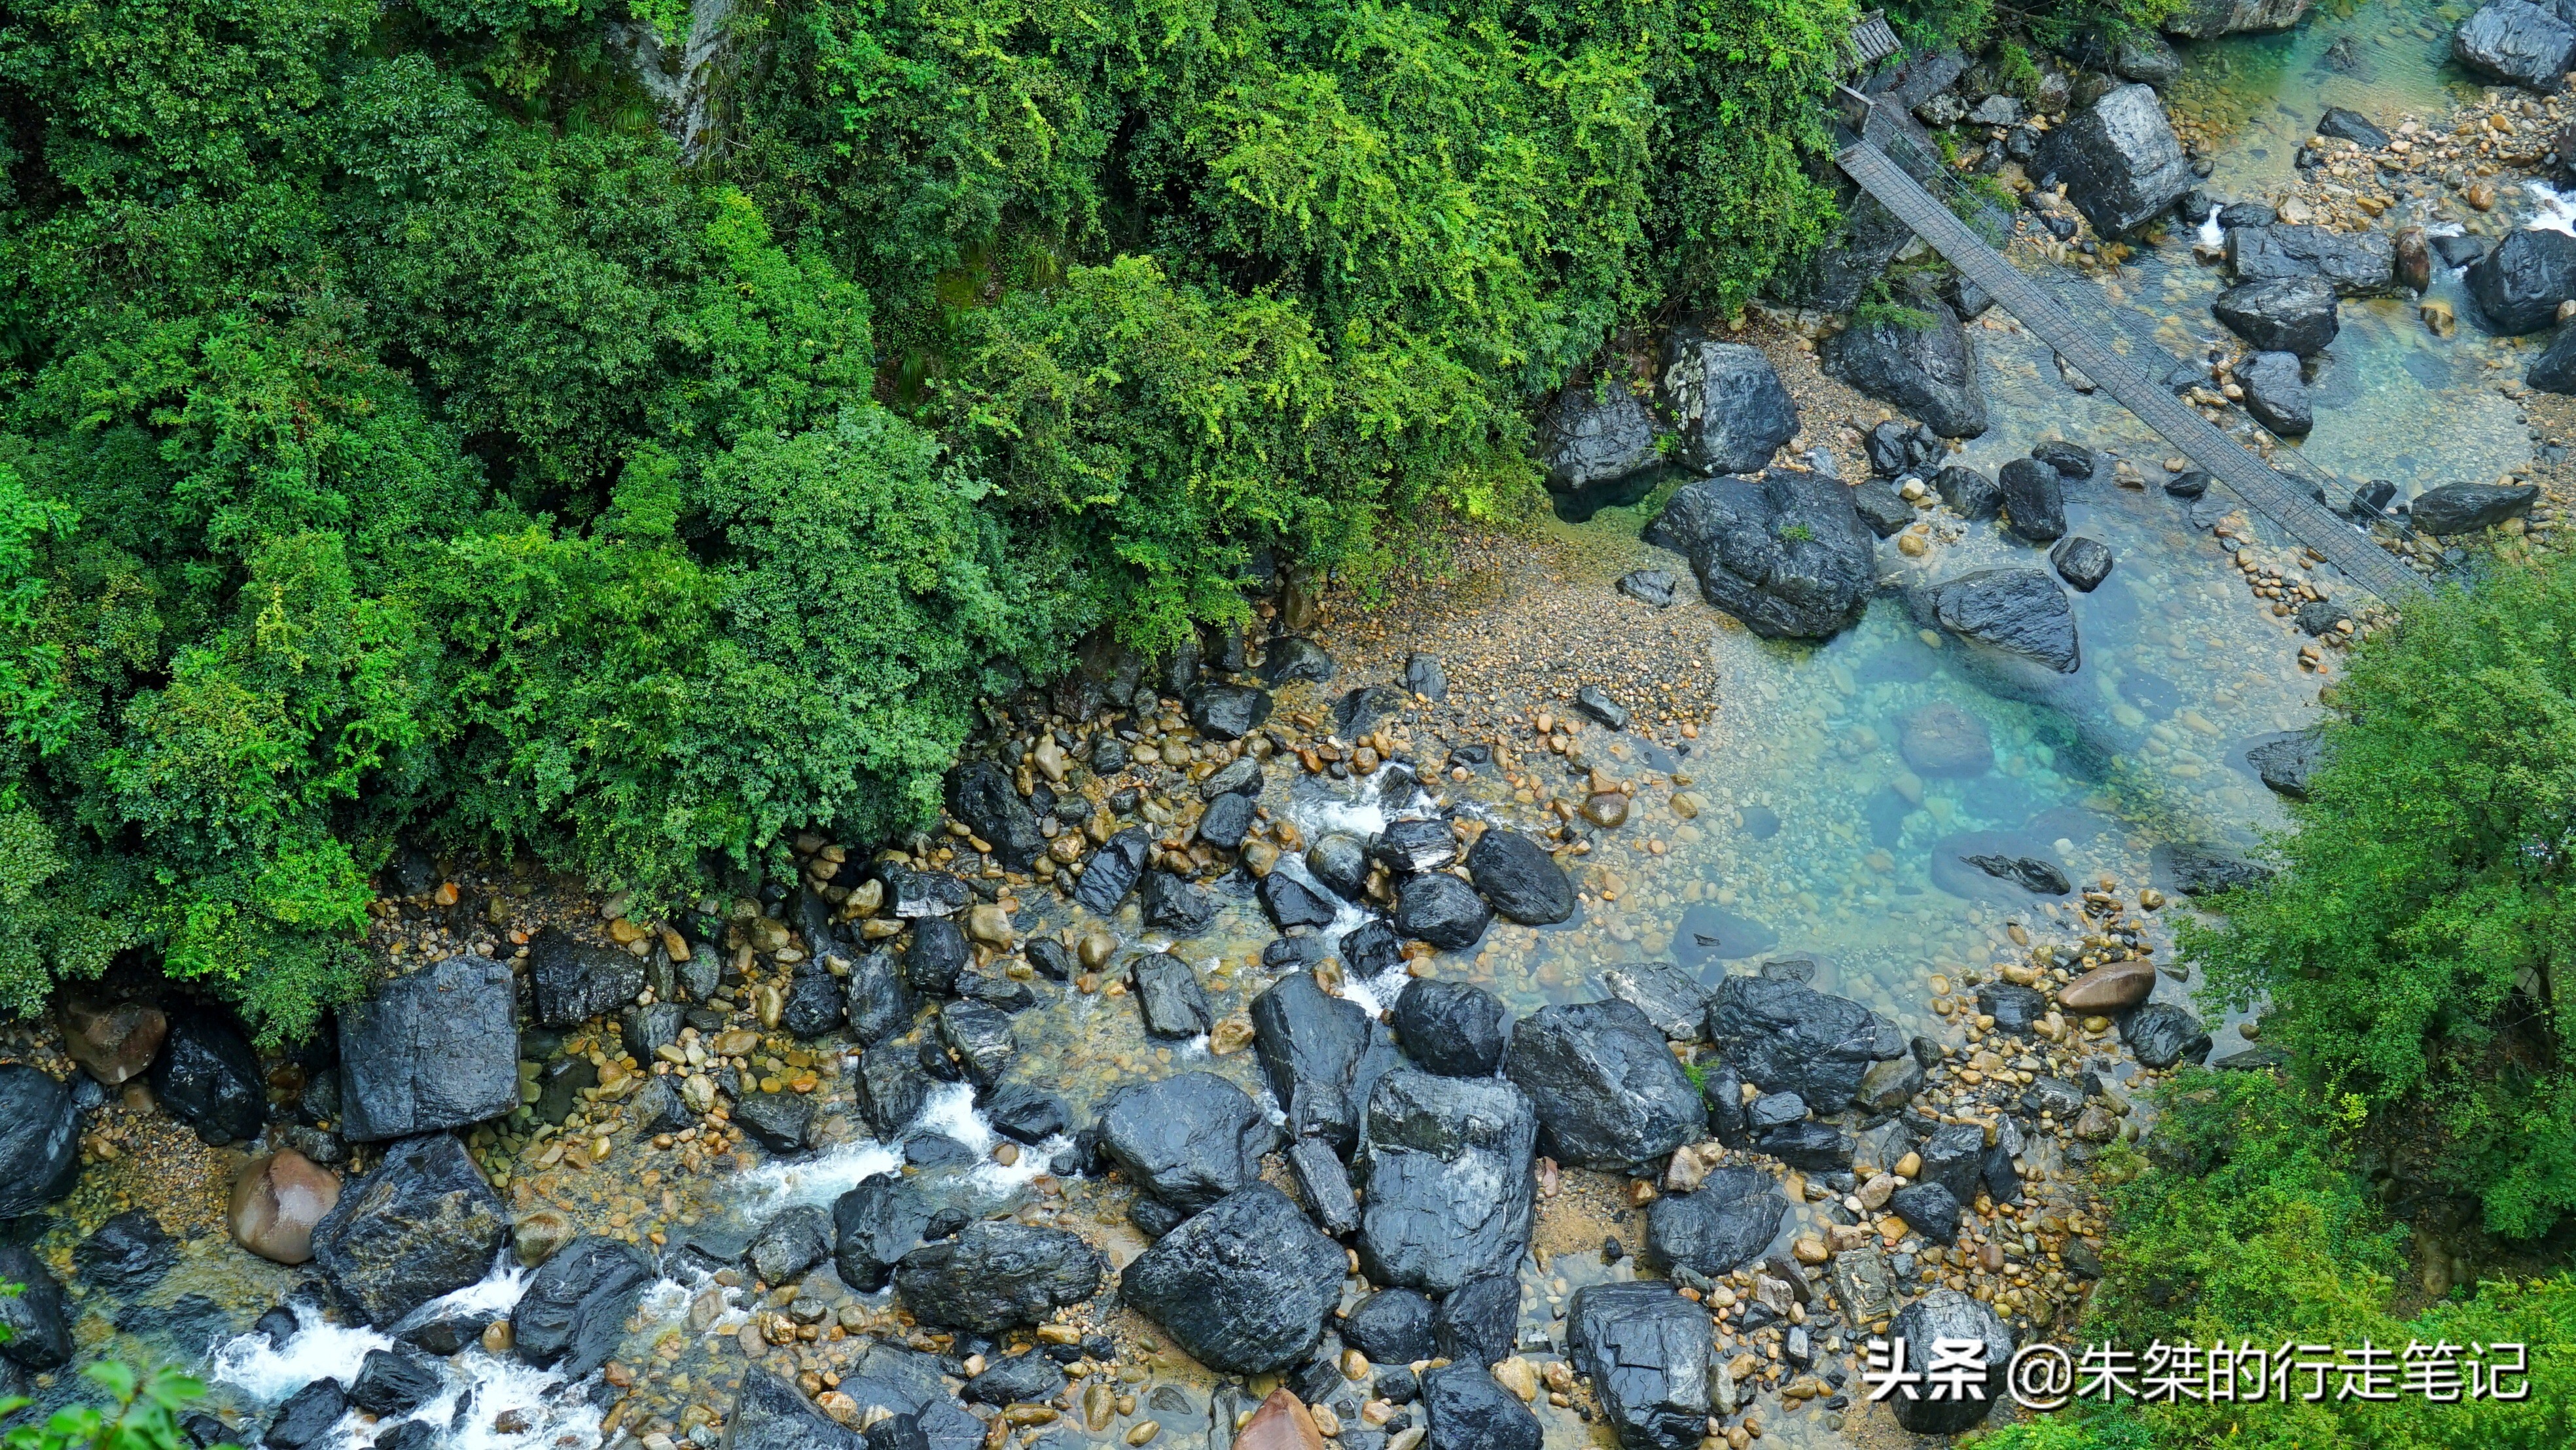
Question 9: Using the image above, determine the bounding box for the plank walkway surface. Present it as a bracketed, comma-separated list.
[1833, 137, 2425, 601]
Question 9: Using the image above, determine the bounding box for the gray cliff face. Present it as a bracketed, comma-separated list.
[609, 0, 737, 163]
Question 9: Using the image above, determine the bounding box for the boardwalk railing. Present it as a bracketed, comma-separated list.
[1830, 126, 2425, 601]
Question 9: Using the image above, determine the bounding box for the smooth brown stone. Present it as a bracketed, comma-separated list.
[58, 997, 168, 1086]
[1232, 1389, 1325, 1450]
[230, 1150, 340, 1265]
[1582, 793, 1629, 829]
[2056, 961, 2155, 1013]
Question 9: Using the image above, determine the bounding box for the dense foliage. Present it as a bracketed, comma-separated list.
[0, 0, 1862, 1035]
[0, 1362, 214, 1450]
[2184, 552, 2576, 1239]
[1970, 1070, 2576, 1450]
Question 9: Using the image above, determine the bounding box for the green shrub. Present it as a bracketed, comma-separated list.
[0, 1362, 219, 1450]
[2183, 552, 2576, 1237]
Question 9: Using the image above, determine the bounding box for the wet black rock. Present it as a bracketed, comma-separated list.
[1641, 470, 1879, 641]
[1933, 465, 2001, 520]
[2030, 440, 2096, 480]
[312, 1133, 508, 1327]
[775, 960, 846, 1039]
[1073, 828, 1152, 915]
[904, 917, 970, 997]
[726, 1367, 865, 1450]
[2411, 482, 2539, 534]
[1123, 1184, 1348, 1374]
[2246, 730, 2323, 799]
[2050, 535, 2115, 592]
[2226, 223, 2395, 296]
[733, 1090, 817, 1154]
[938, 1000, 1016, 1086]
[1100, 1072, 1279, 1211]
[1130, 953, 1215, 1040]
[1257, 873, 1338, 932]
[2531, 323, 2576, 395]
[1997, 458, 2067, 544]
[1189, 683, 1274, 741]
[946, 762, 1043, 872]
[1334, 684, 1412, 741]
[1404, 652, 1448, 701]
[1253, 972, 1374, 1152]
[2433, 232, 2490, 270]
[1420, 1364, 1541, 1450]
[854, 1043, 929, 1139]
[526, 927, 646, 1029]
[2161, 845, 2276, 896]
[620, 1002, 687, 1065]
[884, 865, 971, 919]
[1887, 1290, 2012, 1432]
[0, 1245, 71, 1369]
[1698, 1062, 1749, 1148]
[966, 1351, 1067, 1407]
[2454, 0, 2576, 90]
[1434, 1273, 1520, 1367]
[1850, 480, 1914, 539]
[0, 1066, 79, 1218]
[1504, 1000, 1704, 1169]
[1916, 1122, 1990, 1206]
[1193, 791, 1253, 853]
[844, 1343, 983, 1450]
[1597, 961, 1711, 1044]
[1261, 638, 1338, 687]
[1342, 1289, 1436, 1365]
[1286, 1135, 1361, 1236]
[1864, 419, 1933, 477]
[2238, 349, 2312, 436]
[151, 1013, 266, 1146]
[1393, 873, 1494, 951]
[1466, 829, 1575, 925]
[1537, 381, 1662, 492]
[2212, 275, 2339, 356]
[1306, 834, 1370, 900]
[2469, 225, 2576, 334]
[348, 1349, 442, 1417]
[843, 951, 916, 1048]
[1024, 939, 1075, 983]
[745, 1205, 835, 1286]
[512, 1235, 654, 1378]
[980, 1084, 1070, 1146]
[1703, 974, 1905, 1111]
[2035, 84, 2193, 236]
[1645, 1167, 1786, 1276]
[1342, 919, 1406, 977]
[833, 1176, 934, 1292]
[1140, 871, 1218, 937]
[1658, 330, 1800, 475]
[392, 1302, 495, 1356]
[75, 1210, 176, 1294]
[897, 1222, 1104, 1334]
[338, 952, 518, 1144]
[1745, 1091, 1804, 1133]
[1820, 299, 1988, 436]
[1755, 1119, 1853, 1172]
[1978, 983, 2049, 1036]
[1357, 1070, 1537, 1294]
[1617, 570, 1680, 607]
[2122, 1003, 2215, 1069]
[1923, 569, 2081, 673]
[1890, 1182, 1965, 1243]
[2165, 470, 2213, 499]
[1574, 685, 1630, 732]
[1200, 754, 1264, 800]
[1392, 978, 1509, 1078]
[1967, 853, 2071, 896]
[1568, 1282, 1712, 1450]
[264, 1379, 346, 1450]
[1370, 819, 1460, 877]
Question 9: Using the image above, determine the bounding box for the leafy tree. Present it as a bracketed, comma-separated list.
[0, 1361, 220, 1450]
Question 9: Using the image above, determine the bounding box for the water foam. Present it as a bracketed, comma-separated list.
[2195, 202, 2222, 249]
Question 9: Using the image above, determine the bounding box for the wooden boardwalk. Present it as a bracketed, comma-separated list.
[1833, 138, 2424, 601]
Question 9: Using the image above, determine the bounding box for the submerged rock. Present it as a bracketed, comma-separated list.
[1658, 330, 1800, 475]
[1504, 1000, 1704, 1168]
[339, 953, 520, 1142]
[1123, 1184, 1346, 1374]
[1356, 1070, 1537, 1293]
[310, 1133, 508, 1327]
[1820, 300, 1988, 436]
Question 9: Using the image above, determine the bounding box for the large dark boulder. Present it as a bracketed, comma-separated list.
[0, 1066, 80, 1217]
[1098, 1072, 1278, 1211]
[2035, 84, 2193, 236]
[1922, 569, 2081, 673]
[338, 953, 519, 1142]
[151, 1013, 266, 1146]
[897, 1222, 1103, 1334]
[1252, 972, 1374, 1152]
[1704, 973, 1907, 1110]
[1370, 817, 1459, 876]
[1890, 1181, 1964, 1243]
[1997, 459, 2066, 544]
[1187, 683, 1274, 741]
[1537, 382, 1662, 492]
[838, 1343, 983, 1450]
[311, 1133, 508, 1326]
[75, 1210, 177, 1294]
[2454, 0, 2576, 90]
[1640, 471, 1878, 641]
[1139, 870, 1217, 936]
[2246, 731, 2323, 799]
[1503, 1001, 1704, 1169]
[1465, 829, 1575, 925]
[1433, 1272, 1519, 1367]
[1122, 1184, 1346, 1374]
[832, 1176, 933, 1292]
[0, 1245, 71, 1370]
[1568, 1282, 1713, 1450]
[348, 1350, 443, 1417]
[2411, 482, 2539, 534]
[965, 1351, 1066, 1408]
[2469, 227, 2576, 334]
[264, 1379, 346, 1450]
[735, 1089, 817, 1154]
[1131, 953, 1214, 1039]
[1392, 978, 1509, 1078]
[2213, 276, 2340, 356]
[1598, 961, 1712, 1043]
[1072, 827, 1151, 915]
[725, 1368, 865, 1450]
[1342, 1289, 1436, 1364]
[526, 928, 645, 1029]
[1933, 465, 2001, 520]
[945, 762, 1043, 872]
[1197, 792, 1255, 852]
[781, 960, 846, 1038]
[1658, 330, 1799, 475]
[1645, 1167, 1787, 1276]
[2239, 350, 2312, 436]
[1886, 1290, 2012, 1432]
[1821, 301, 1988, 436]
[2225, 224, 2395, 296]
[745, 1205, 836, 1286]
[2122, 1004, 2215, 1069]
[1356, 1070, 1536, 1294]
[1420, 1365, 1541, 1450]
[2531, 323, 2576, 393]
[881, 865, 970, 919]
[854, 1045, 926, 1138]
[903, 917, 970, 996]
[1393, 873, 1493, 951]
[845, 951, 915, 1046]
[511, 1235, 654, 1379]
